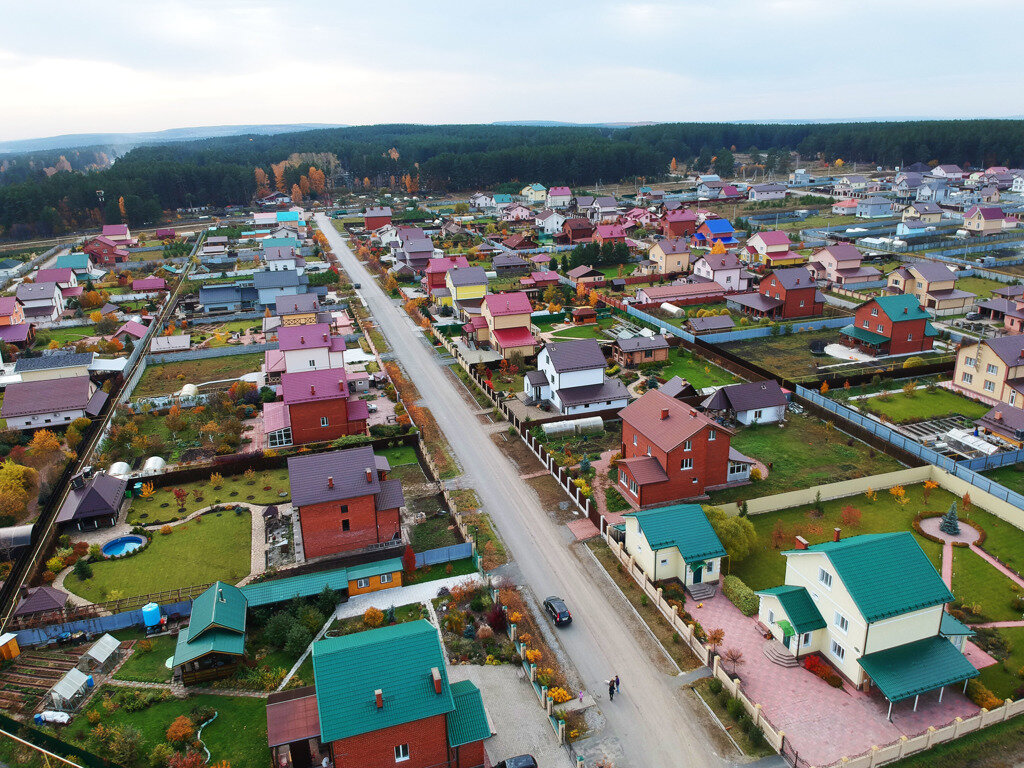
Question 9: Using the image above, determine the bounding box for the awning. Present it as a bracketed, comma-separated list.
[776, 619, 795, 638]
[840, 324, 888, 346]
[858, 636, 979, 702]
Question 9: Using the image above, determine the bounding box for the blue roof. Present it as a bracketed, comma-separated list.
[704, 219, 734, 233]
[277, 211, 300, 222]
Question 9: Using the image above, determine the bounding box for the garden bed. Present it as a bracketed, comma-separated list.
[433, 581, 517, 665]
[132, 353, 264, 399]
[126, 468, 290, 525]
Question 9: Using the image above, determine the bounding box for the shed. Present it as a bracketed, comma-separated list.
[50, 667, 90, 710]
[0, 633, 20, 660]
[82, 633, 121, 672]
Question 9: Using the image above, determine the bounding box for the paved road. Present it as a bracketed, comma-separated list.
[316, 215, 727, 768]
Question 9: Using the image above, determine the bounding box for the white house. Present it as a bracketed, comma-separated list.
[701, 380, 787, 425]
[524, 338, 629, 415]
[587, 196, 619, 222]
[930, 164, 965, 180]
[469, 193, 493, 210]
[15, 281, 65, 322]
[621, 504, 727, 594]
[535, 209, 566, 235]
[748, 183, 786, 202]
[691, 253, 750, 292]
[501, 204, 533, 222]
[547, 186, 572, 208]
[0, 375, 105, 431]
[277, 323, 346, 374]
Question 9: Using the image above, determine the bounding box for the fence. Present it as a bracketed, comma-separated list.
[0, 713, 117, 768]
[957, 448, 1024, 472]
[505, 620, 566, 744]
[415, 542, 473, 567]
[14, 599, 194, 646]
[142, 341, 277, 365]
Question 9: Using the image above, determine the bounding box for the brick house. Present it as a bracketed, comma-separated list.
[691, 218, 737, 248]
[267, 621, 489, 768]
[364, 207, 392, 231]
[661, 209, 697, 238]
[612, 335, 670, 367]
[839, 294, 938, 356]
[562, 218, 595, 244]
[616, 390, 753, 508]
[288, 446, 406, 559]
[886, 262, 976, 315]
[728, 267, 824, 320]
[83, 236, 129, 266]
[593, 224, 626, 245]
[264, 367, 369, 448]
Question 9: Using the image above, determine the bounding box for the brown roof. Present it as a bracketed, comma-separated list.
[618, 456, 669, 485]
[619, 389, 729, 452]
[266, 687, 321, 747]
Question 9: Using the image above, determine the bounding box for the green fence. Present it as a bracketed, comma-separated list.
[0, 712, 120, 768]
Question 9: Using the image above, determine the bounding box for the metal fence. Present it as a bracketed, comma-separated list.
[15, 601, 193, 647]
[142, 341, 277, 364]
[415, 542, 473, 567]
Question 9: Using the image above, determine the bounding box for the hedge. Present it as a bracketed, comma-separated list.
[723, 575, 758, 616]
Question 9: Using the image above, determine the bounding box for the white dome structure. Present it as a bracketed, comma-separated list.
[178, 384, 199, 398]
[108, 462, 131, 479]
[142, 456, 167, 475]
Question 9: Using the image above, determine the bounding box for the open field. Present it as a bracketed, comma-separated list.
[854, 387, 990, 423]
[133, 352, 264, 398]
[957, 276, 1006, 299]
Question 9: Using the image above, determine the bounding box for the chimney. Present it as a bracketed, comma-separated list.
[310, 385, 316, 395]
[431, 667, 442, 694]
[833, 527, 842, 542]
[795, 536, 809, 550]
[375, 689, 383, 709]
[903, 307, 908, 314]
[327, 476, 334, 489]
[323, 333, 328, 342]
[338, 379, 345, 391]
[660, 408, 669, 420]
[996, 411, 1003, 420]
[300, 335, 305, 344]
[689, 408, 697, 416]
[365, 467, 373, 483]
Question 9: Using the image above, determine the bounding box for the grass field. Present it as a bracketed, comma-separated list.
[133, 352, 264, 398]
[779, 214, 860, 231]
[67, 510, 252, 602]
[980, 464, 1024, 499]
[112, 630, 176, 683]
[126, 468, 291, 525]
[977, 627, 1024, 702]
[379, 444, 417, 466]
[596, 264, 637, 277]
[410, 515, 462, 550]
[657, 350, 739, 389]
[550, 323, 615, 340]
[36, 325, 97, 347]
[854, 387, 990, 423]
[707, 413, 903, 505]
[950, 547, 1022, 623]
[957, 276, 1006, 299]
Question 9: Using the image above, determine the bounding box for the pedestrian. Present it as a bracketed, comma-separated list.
[615, 675, 620, 693]
[608, 680, 615, 701]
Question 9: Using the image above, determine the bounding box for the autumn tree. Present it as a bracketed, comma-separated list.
[27, 429, 62, 466]
[291, 184, 303, 204]
[670, 157, 678, 172]
[271, 162, 287, 193]
[309, 166, 326, 196]
[166, 716, 195, 745]
[164, 404, 187, 435]
[299, 175, 311, 198]
[254, 167, 270, 195]
[0, 461, 36, 519]
[118, 196, 127, 222]
[200, 421, 220, 443]
[588, 290, 601, 308]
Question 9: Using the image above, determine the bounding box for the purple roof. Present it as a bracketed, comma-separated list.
[656, 237, 689, 255]
[281, 368, 350, 404]
[102, 224, 129, 237]
[35, 268, 74, 284]
[0, 297, 18, 316]
[14, 586, 68, 616]
[703, 380, 787, 412]
[275, 294, 320, 315]
[752, 230, 791, 247]
[0, 324, 30, 343]
[278, 323, 332, 351]
[287, 446, 389, 507]
[762, 267, 816, 290]
[114, 320, 148, 340]
[907, 262, 957, 283]
[132, 277, 166, 291]
[1, 376, 98, 418]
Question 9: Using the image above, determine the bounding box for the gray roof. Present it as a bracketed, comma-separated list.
[447, 267, 488, 287]
[253, 269, 308, 290]
[15, 282, 58, 301]
[656, 238, 689, 255]
[0, 524, 32, 550]
[977, 405, 1024, 436]
[983, 335, 1024, 366]
[199, 284, 250, 304]
[525, 370, 547, 387]
[907, 261, 957, 283]
[13, 352, 93, 373]
[543, 339, 607, 373]
[373, 479, 406, 511]
[910, 202, 942, 214]
[703, 380, 787, 413]
[288, 446, 387, 507]
[492, 253, 529, 268]
[658, 376, 698, 399]
[14, 586, 68, 616]
[615, 335, 669, 353]
[688, 314, 735, 332]
[763, 267, 815, 291]
[276, 294, 320, 315]
[557, 379, 630, 406]
[57, 472, 128, 524]
[593, 196, 617, 208]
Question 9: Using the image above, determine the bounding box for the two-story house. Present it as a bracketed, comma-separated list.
[953, 335, 1024, 407]
[278, 323, 346, 374]
[288, 446, 406, 559]
[611, 335, 670, 368]
[363, 206, 392, 231]
[756, 532, 977, 715]
[264, 367, 369, 448]
[616, 389, 753, 507]
[83, 236, 129, 266]
[691, 218, 737, 248]
[562, 218, 595, 244]
[524, 339, 629, 414]
[588, 196, 619, 222]
[593, 224, 627, 245]
[422, 256, 470, 303]
[253, 268, 309, 307]
[856, 195, 894, 219]
[444, 267, 488, 308]
[535, 209, 566, 235]
[547, 186, 572, 208]
[807, 243, 881, 286]
[520, 183, 547, 204]
[930, 164, 964, 180]
[15, 281, 65, 322]
[661, 209, 698, 238]
[648, 238, 691, 274]
[745, 231, 801, 267]
[729, 267, 824, 320]
[839, 294, 938, 356]
[501, 203, 533, 222]
[887, 262, 976, 315]
[275, 294, 323, 327]
[476, 292, 537, 359]
[964, 206, 1007, 235]
[902, 201, 943, 224]
[691, 252, 751, 292]
[171, 582, 246, 686]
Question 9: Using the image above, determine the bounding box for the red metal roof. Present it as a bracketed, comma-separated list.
[491, 326, 537, 349]
[484, 292, 532, 316]
[266, 688, 321, 747]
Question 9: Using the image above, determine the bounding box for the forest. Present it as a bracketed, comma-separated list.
[1, 120, 1022, 241]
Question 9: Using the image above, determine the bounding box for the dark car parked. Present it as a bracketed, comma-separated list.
[543, 596, 572, 626]
[495, 756, 538, 768]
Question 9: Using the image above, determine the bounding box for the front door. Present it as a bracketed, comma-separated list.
[692, 566, 702, 584]
[785, 633, 793, 650]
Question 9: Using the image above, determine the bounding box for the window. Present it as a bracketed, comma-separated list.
[381, 573, 393, 584]
[709, 429, 717, 441]
[916, 281, 923, 288]
[646, 446, 651, 456]
[818, 568, 833, 589]
[962, 372, 973, 384]
[987, 363, 998, 375]
[357, 578, 370, 589]
[907, 333, 913, 341]
[871, 308, 878, 316]
[768, 609, 775, 624]
[309, 359, 316, 368]
[320, 416, 330, 427]
[830, 639, 846, 661]
[684, 439, 692, 451]
[876, 324, 884, 333]
[633, 435, 637, 446]
[801, 632, 812, 646]
[395, 745, 409, 762]
[1012, 391, 1018, 406]
[753, 409, 763, 420]
[706, 560, 714, 574]
[964, 356, 976, 367]
[984, 380, 996, 392]
[862, 320, 869, 328]
[681, 458, 693, 470]
[834, 611, 849, 633]
[799, 300, 805, 307]
[342, 519, 350, 532]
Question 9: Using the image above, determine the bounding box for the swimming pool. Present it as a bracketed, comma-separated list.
[101, 535, 145, 557]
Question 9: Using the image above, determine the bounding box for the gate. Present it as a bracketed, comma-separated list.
[781, 735, 810, 768]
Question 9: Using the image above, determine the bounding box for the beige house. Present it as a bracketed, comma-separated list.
[648, 238, 691, 274]
[479, 292, 537, 359]
[902, 202, 943, 224]
[964, 206, 1006, 235]
[887, 262, 975, 315]
[13, 351, 94, 383]
[757, 532, 977, 716]
[952, 335, 1024, 407]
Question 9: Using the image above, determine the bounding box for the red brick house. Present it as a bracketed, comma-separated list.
[839, 294, 938, 356]
[288, 446, 405, 559]
[617, 390, 753, 508]
[593, 224, 627, 245]
[364, 206, 392, 231]
[83, 236, 129, 266]
[264, 367, 369, 447]
[268, 621, 489, 768]
[661, 209, 698, 238]
[501, 233, 538, 250]
[423, 256, 471, 300]
[562, 218, 595, 244]
[729, 267, 824, 320]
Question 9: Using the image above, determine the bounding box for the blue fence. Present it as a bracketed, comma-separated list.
[703, 316, 850, 344]
[957, 449, 1024, 472]
[16, 600, 193, 647]
[415, 542, 473, 567]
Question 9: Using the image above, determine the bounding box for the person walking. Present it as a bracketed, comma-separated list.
[608, 680, 615, 701]
[615, 675, 620, 693]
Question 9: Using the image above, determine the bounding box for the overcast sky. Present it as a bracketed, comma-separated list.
[4, 0, 1023, 141]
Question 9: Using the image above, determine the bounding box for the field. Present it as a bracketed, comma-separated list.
[35, 324, 97, 347]
[66, 510, 252, 602]
[549, 322, 616, 340]
[410, 515, 462, 550]
[981, 463, 1024, 498]
[778, 214, 860, 231]
[854, 387, 990, 423]
[112, 630, 177, 683]
[126, 467, 291, 525]
[133, 352, 264, 398]
[656, 349, 739, 389]
[957, 276, 1006, 299]
[707, 413, 903, 504]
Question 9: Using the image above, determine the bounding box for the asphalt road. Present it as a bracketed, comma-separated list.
[316, 214, 728, 768]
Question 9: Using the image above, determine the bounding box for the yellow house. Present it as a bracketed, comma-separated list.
[887, 262, 975, 314]
[480, 292, 537, 358]
[520, 183, 547, 205]
[757, 532, 977, 716]
[964, 206, 1005, 235]
[621, 505, 726, 594]
[444, 266, 488, 307]
[952, 335, 1024, 407]
[346, 558, 404, 596]
[648, 238, 691, 274]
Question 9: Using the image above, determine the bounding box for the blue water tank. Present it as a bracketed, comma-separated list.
[141, 602, 161, 628]
[33, 714, 43, 725]
[86, 675, 94, 688]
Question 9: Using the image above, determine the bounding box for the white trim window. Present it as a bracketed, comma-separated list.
[709, 429, 717, 441]
[356, 577, 370, 588]
[987, 363, 998, 374]
[818, 568, 833, 589]
[681, 458, 693, 470]
[380, 573, 393, 584]
[834, 611, 849, 634]
[320, 416, 330, 427]
[984, 380, 996, 392]
[395, 744, 410, 762]
[962, 372, 973, 384]
[684, 439, 692, 451]
[830, 639, 846, 661]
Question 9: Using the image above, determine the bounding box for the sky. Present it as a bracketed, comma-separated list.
[3, 0, 1024, 141]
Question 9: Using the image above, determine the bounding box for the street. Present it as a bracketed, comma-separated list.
[316, 214, 730, 768]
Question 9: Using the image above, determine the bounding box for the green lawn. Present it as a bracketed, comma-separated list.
[963, 505, 1024, 575]
[328, 603, 426, 637]
[855, 387, 990, 424]
[36, 325, 97, 347]
[596, 264, 637, 277]
[957, 276, 1006, 299]
[405, 557, 477, 585]
[978, 627, 1024, 701]
[605, 486, 631, 514]
[63, 693, 268, 768]
[655, 349, 739, 390]
[112, 631, 176, 683]
[980, 464, 1024, 501]
[779, 213, 860, 231]
[67, 511, 252, 601]
[707, 413, 903, 505]
[549, 318, 617, 340]
[410, 515, 462, 551]
[133, 352, 264, 399]
[379, 444, 417, 466]
[950, 547, 1023, 623]
[127, 468, 291, 525]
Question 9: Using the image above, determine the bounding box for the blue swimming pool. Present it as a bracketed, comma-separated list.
[102, 535, 145, 557]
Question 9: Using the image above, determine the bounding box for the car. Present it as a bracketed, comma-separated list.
[543, 596, 572, 626]
[367, 403, 379, 413]
[965, 312, 982, 321]
[353, 283, 361, 289]
[495, 756, 537, 768]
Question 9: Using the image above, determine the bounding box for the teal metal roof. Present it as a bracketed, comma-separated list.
[346, 557, 403, 582]
[924, 322, 940, 337]
[188, 581, 247, 641]
[171, 626, 245, 667]
[241, 567, 351, 608]
[624, 504, 727, 562]
[313, 620, 454, 743]
[56, 253, 91, 269]
[263, 237, 299, 247]
[447, 680, 491, 747]
[871, 294, 933, 322]
[840, 324, 889, 346]
[756, 585, 826, 634]
[940, 611, 975, 637]
[784, 533, 952, 622]
[857, 636, 978, 702]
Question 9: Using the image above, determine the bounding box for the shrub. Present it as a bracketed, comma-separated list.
[737, 713, 753, 733]
[722, 575, 758, 616]
[160, 525, 173, 535]
[363, 607, 385, 628]
[725, 697, 744, 719]
[149, 743, 174, 767]
[73, 557, 93, 581]
[165, 715, 195, 745]
[966, 679, 1004, 710]
[707, 677, 723, 695]
[485, 605, 507, 633]
[86, 709, 102, 725]
[46, 556, 65, 574]
[749, 467, 762, 482]
[476, 624, 494, 641]
[284, 624, 313, 657]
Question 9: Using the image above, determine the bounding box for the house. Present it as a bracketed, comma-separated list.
[501, 233, 538, 251]
[562, 218, 595, 244]
[16, 282, 64, 321]
[479, 292, 537, 358]
[0, 258, 20, 279]
[856, 195, 894, 219]
[112, 320, 148, 343]
[444, 267, 488, 307]
[101, 224, 133, 245]
[0, 297, 26, 327]
[519, 271, 560, 296]
[617, 389, 752, 507]
[840, 295, 937, 356]
[729, 268, 824, 320]
[35, 268, 77, 290]
[14, 586, 69, 619]
[278, 323, 346, 373]
[131, 277, 166, 292]
[661, 209, 698, 238]
[275, 294, 322, 326]
[648, 238, 691, 274]
[930, 164, 964, 180]
[916, 180, 950, 204]
[171, 582, 246, 686]
[975, 405, 1024, 447]
[83, 236, 129, 266]
[422, 256, 471, 302]
[756, 532, 977, 711]
[13, 351, 93, 382]
[745, 231, 800, 267]
[198, 284, 258, 312]
[364, 207, 392, 231]
[697, 180, 729, 198]
[612, 335, 670, 367]
[520, 183, 547, 204]
[621, 504, 727, 593]
[468, 192, 493, 210]
[687, 314, 735, 334]
[501, 203, 533, 222]
[964, 206, 1006, 235]
[593, 224, 627, 245]
[807, 243, 881, 286]
[952, 335, 1024, 407]
[56, 471, 127, 532]
[1, 375, 106, 430]
[525, 339, 629, 414]
[902, 202, 943, 224]
[491, 253, 530, 276]
[547, 186, 572, 208]
[588, 196, 619, 222]
[691, 253, 751, 292]
[621, 207, 657, 229]
[264, 368, 368, 448]
[291, 621, 488, 768]
[748, 183, 786, 201]
[288, 446, 405, 559]
[831, 199, 858, 215]
[566, 265, 605, 284]
[702, 379, 788, 424]
[253, 268, 308, 307]
[893, 174, 924, 199]
[491, 194, 514, 209]
[535, 209, 566, 235]
[394, 228, 436, 272]
[634, 282, 725, 306]
[54, 252, 93, 275]
[887, 262, 975, 314]
[691, 218, 737, 248]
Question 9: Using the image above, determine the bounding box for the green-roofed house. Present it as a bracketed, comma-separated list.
[54, 252, 93, 277]
[622, 504, 727, 597]
[758, 531, 978, 718]
[171, 581, 247, 686]
[267, 620, 490, 768]
[519, 183, 548, 205]
[839, 294, 939, 357]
